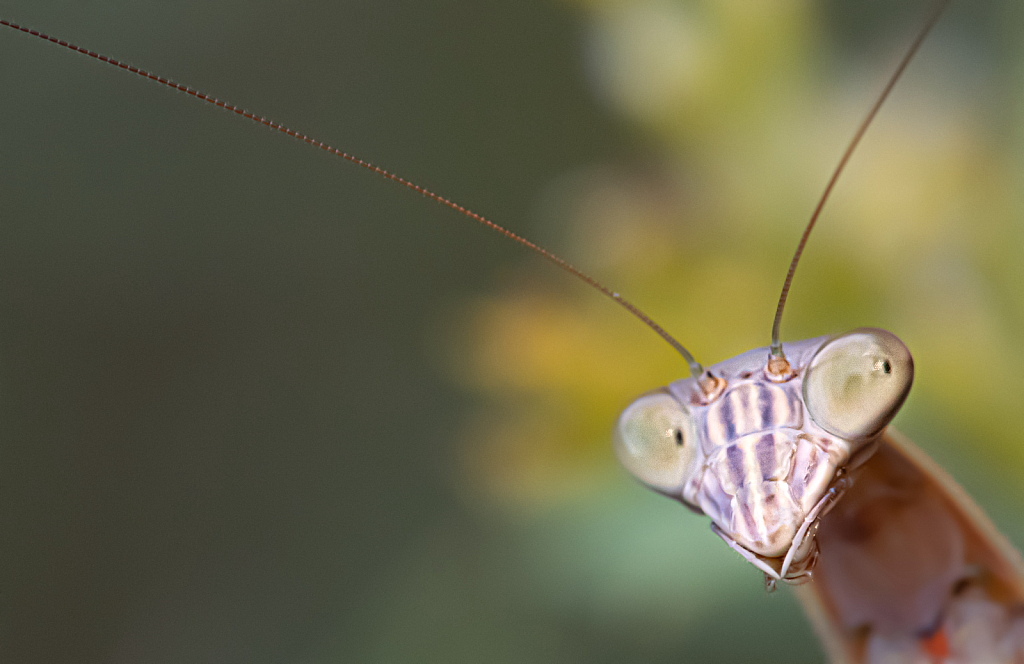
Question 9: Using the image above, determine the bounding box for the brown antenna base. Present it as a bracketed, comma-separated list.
[698, 372, 727, 402]
[766, 354, 796, 383]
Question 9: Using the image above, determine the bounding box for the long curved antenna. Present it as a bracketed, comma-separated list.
[769, 0, 951, 360]
[0, 18, 705, 380]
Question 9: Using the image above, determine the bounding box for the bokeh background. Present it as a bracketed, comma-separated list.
[0, 0, 1022, 662]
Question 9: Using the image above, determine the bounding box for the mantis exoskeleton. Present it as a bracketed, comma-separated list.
[2, 1, 1024, 664]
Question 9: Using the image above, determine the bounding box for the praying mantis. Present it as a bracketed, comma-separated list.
[1, 1, 1023, 662]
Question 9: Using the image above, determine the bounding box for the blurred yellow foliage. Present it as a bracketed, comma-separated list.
[444, 0, 1024, 510]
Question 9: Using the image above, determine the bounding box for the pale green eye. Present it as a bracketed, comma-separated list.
[803, 328, 913, 441]
[614, 391, 696, 492]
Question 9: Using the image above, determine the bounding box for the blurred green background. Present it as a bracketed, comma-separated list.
[0, 0, 1022, 662]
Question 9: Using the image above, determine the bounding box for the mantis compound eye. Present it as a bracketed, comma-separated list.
[614, 390, 698, 492]
[803, 328, 913, 442]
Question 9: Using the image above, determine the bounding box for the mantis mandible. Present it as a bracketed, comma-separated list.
[2, 1, 1024, 664]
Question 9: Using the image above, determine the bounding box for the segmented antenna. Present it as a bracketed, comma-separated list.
[769, 0, 952, 360]
[0, 18, 705, 380]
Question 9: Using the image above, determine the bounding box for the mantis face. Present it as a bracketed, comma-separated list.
[616, 329, 913, 580]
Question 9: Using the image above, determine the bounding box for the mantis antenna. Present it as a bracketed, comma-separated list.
[0, 18, 706, 382]
[768, 0, 952, 365]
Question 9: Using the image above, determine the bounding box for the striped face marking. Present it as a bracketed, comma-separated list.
[704, 383, 800, 449]
[615, 329, 912, 581]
